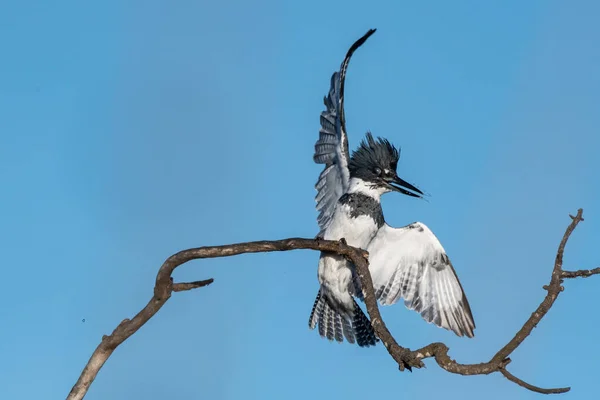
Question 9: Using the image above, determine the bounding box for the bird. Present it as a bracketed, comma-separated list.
[308, 29, 475, 347]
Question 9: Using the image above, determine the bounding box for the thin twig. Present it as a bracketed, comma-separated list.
[173, 279, 215, 292]
[562, 267, 600, 278]
[499, 368, 570, 394]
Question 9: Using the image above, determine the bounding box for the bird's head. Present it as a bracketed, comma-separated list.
[348, 132, 423, 198]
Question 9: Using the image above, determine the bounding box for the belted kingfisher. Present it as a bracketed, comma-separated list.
[308, 29, 475, 346]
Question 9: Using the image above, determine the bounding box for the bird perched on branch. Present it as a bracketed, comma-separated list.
[309, 29, 475, 347]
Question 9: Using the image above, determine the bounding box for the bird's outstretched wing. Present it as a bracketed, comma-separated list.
[314, 29, 376, 234]
[366, 222, 476, 337]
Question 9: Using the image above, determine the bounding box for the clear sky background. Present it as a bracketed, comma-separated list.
[1, 1, 599, 399]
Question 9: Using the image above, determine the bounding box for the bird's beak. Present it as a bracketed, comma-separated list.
[386, 175, 423, 198]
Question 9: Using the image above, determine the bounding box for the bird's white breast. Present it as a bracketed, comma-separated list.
[317, 202, 380, 308]
[323, 203, 380, 248]
[317, 180, 384, 307]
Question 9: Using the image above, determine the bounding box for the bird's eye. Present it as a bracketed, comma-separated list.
[374, 167, 382, 176]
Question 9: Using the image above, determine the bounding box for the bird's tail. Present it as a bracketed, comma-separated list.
[308, 289, 378, 347]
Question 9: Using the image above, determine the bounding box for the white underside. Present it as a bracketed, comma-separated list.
[318, 179, 382, 312]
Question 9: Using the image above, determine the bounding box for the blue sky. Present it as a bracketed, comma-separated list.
[1, 1, 599, 399]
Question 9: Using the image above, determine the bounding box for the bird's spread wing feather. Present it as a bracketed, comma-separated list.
[314, 29, 376, 234]
[366, 222, 476, 337]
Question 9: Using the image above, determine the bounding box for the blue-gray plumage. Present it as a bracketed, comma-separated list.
[308, 29, 476, 347]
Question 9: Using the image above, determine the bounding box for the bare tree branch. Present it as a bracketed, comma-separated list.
[67, 209, 596, 399]
[67, 239, 367, 400]
[351, 209, 588, 389]
[561, 267, 600, 278]
[172, 279, 214, 292]
[499, 368, 570, 394]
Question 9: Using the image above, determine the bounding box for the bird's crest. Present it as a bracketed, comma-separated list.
[348, 132, 400, 179]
